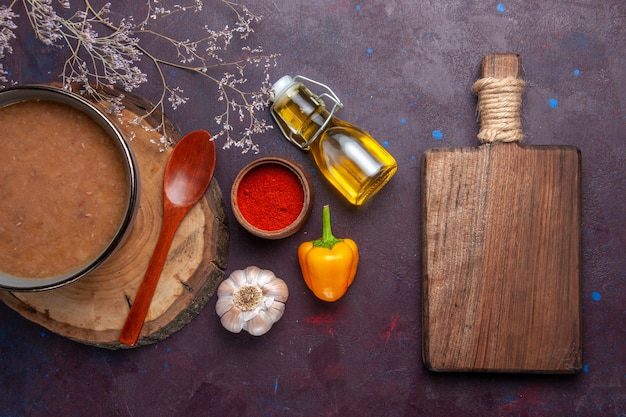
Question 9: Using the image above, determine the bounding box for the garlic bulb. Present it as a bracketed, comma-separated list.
[216, 266, 289, 336]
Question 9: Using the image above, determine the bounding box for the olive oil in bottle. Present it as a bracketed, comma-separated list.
[271, 75, 397, 206]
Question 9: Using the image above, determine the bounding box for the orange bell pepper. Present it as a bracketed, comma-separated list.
[297, 205, 358, 302]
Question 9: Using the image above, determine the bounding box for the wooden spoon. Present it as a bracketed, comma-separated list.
[119, 130, 216, 346]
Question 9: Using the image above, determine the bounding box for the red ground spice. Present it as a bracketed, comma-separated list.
[237, 163, 304, 231]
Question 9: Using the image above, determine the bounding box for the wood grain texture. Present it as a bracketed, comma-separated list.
[421, 54, 582, 373]
[118, 131, 216, 347]
[0, 88, 229, 349]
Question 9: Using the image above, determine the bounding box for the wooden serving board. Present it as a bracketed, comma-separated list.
[421, 54, 582, 373]
[0, 87, 229, 349]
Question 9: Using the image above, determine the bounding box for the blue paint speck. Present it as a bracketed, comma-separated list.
[432, 129, 443, 140]
[573, 69, 581, 76]
[382, 140, 389, 147]
[503, 394, 518, 403]
[496, 3, 506, 13]
[356, 5, 361, 11]
[583, 364, 589, 373]
[366, 48, 373, 56]
[592, 291, 601, 301]
[401, 118, 407, 125]
[425, 33, 431, 39]
[548, 98, 559, 108]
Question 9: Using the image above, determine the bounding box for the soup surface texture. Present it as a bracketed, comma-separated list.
[0, 99, 129, 279]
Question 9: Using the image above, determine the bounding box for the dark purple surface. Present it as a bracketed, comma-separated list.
[1, 1, 625, 416]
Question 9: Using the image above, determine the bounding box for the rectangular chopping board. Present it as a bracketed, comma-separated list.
[421, 54, 582, 373]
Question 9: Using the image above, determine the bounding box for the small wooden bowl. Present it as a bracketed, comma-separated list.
[231, 157, 313, 239]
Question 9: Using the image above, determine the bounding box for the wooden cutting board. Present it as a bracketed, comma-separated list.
[0, 87, 229, 349]
[421, 54, 582, 373]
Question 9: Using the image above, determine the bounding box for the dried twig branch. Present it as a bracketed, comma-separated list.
[0, 0, 278, 153]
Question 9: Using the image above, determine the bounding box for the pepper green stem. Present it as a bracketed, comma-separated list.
[312, 205, 343, 249]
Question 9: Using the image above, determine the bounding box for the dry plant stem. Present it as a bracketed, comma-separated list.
[0, 3, 18, 84]
[85, 0, 273, 149]
[82, 0, 276, 151]
[3, 0, 278, 152]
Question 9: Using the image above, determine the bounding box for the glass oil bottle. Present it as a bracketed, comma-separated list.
[270, 75, 397, 206]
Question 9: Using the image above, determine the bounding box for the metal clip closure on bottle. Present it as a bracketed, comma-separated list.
[270, 75, 344, 150]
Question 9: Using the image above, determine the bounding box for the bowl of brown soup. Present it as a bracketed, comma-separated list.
[0, 85, 140, 291]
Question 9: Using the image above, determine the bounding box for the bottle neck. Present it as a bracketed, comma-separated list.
[273, 82, 334, 148]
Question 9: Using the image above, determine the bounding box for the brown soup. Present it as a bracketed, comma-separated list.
[0, 100, 129, 278]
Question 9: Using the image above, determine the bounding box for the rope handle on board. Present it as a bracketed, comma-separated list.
[472, 76, 525, 144]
